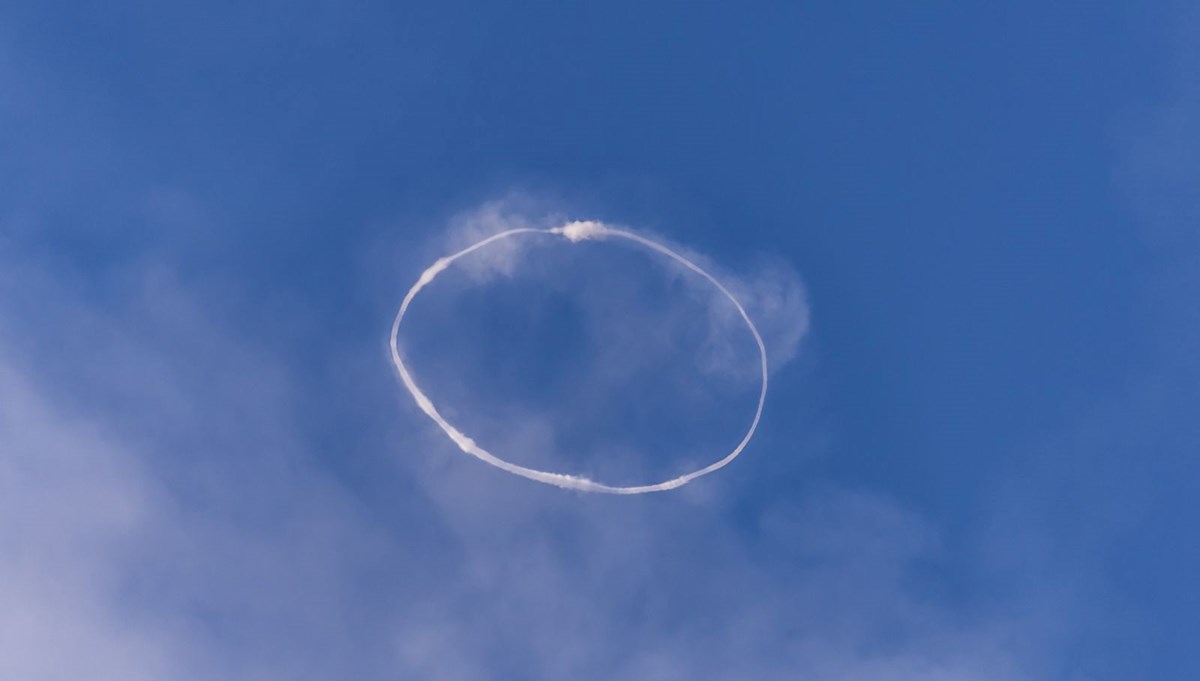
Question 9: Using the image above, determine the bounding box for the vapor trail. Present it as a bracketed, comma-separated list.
[389, 221, 768, 494]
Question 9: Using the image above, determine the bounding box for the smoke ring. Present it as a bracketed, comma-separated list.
[389, 221, 769, 494]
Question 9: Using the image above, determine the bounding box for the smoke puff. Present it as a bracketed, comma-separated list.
[389, 220, 771, 494]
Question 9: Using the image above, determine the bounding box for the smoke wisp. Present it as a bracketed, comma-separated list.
[389, 221, 769, 494]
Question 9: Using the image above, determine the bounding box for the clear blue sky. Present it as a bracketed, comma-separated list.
[2, 2, 1198, 679]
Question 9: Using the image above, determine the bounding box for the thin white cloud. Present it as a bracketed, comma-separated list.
[0, 197, 1055, 681]
[0, 360, 186, 681]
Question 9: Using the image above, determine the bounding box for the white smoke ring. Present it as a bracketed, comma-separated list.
[389, 220, 769, 494]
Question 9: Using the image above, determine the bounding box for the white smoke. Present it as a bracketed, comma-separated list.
[389, 220, 770, 494]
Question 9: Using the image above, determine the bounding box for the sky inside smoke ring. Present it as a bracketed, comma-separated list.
[389, 220, 770, 494]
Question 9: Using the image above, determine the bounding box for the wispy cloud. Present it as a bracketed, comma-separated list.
[0, 205, 1049, 679]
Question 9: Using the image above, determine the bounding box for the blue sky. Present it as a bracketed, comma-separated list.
[2, 2, 1198, 679]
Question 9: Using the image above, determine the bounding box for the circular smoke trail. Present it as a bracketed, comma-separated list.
[389, 220, 769, 494]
